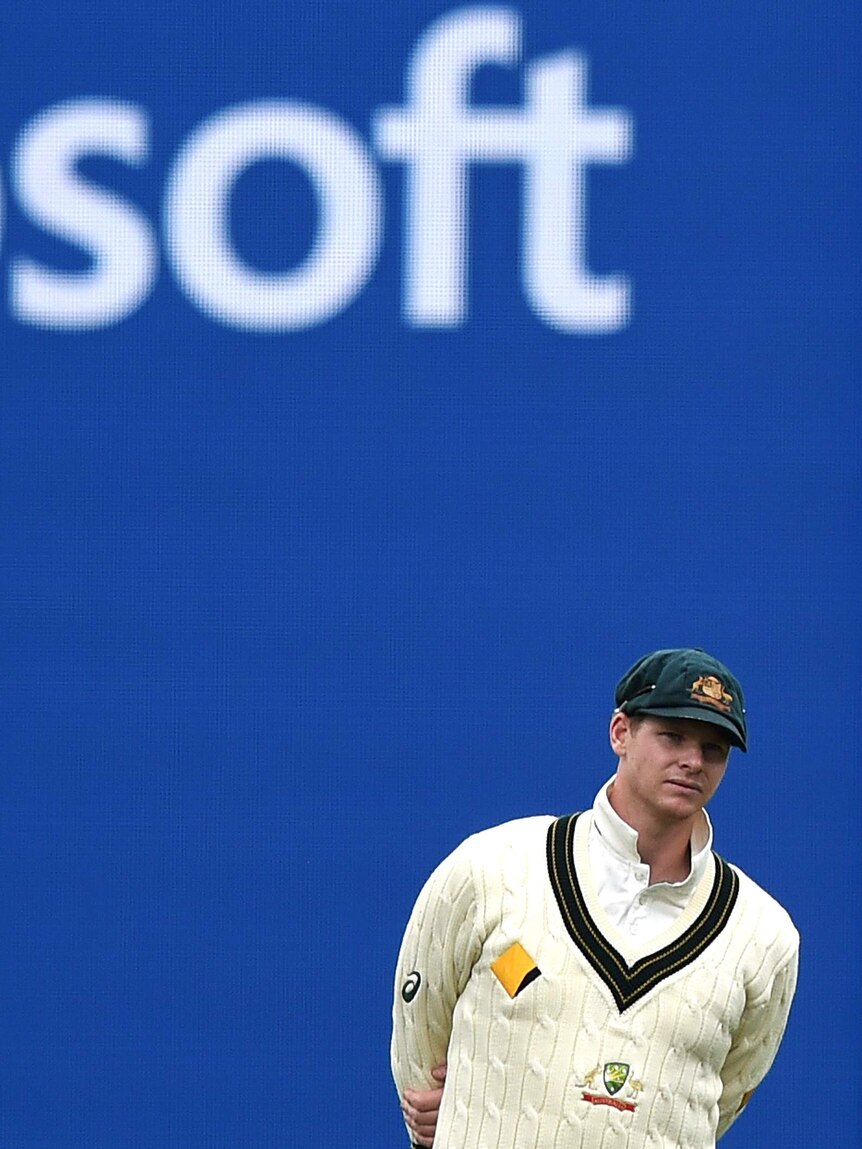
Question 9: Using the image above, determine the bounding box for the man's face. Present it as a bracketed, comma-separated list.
[609, 712, 731, 826]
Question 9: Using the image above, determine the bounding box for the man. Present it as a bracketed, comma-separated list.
[392, 648, 798, 1149]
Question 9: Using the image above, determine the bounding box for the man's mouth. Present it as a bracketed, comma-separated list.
[667, 779, 700, 793]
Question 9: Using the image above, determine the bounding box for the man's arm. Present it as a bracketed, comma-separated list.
[391, 837, 483, 1142]
[716, 937, 799, 1138]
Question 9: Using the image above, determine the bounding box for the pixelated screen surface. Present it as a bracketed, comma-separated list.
[1, 3, 858, 1146]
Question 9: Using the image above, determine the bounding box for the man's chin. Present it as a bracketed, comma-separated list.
[660, 784, 705, 815]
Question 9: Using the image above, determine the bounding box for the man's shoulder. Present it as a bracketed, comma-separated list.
[450, 814, 563, 866]
[463, 813, 559, 849]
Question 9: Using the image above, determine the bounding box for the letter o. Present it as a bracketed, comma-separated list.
[164, 101, 383, 331]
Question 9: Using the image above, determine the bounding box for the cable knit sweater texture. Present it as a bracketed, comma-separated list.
[392, 812, 798, 1149]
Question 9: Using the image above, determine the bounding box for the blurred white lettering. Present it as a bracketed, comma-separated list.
[11, 99, 157, 329]
[2, 7, 632, 333]
[374, 8, 631, 331]
[164, 102, 382, 330]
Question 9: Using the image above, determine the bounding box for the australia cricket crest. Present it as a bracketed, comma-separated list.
[603, 1062, 630, 1095]
[578, 1062, 643, 1113]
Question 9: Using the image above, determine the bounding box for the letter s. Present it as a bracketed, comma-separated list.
[10, 99, 157, 329]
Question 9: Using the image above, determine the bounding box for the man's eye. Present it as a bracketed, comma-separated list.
[660, 731, 681, 742]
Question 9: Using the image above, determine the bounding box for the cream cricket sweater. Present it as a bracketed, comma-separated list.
[392, 812, 798, 1149]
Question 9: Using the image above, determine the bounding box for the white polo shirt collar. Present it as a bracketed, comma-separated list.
[592, 775, 713, 885]
[586, 777, 715, 939]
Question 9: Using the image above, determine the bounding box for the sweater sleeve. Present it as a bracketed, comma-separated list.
[716, 929, 799, 1139]
[391, 836, 484, 1104]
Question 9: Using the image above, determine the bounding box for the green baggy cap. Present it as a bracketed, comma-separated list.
[615, 648, 747, 751]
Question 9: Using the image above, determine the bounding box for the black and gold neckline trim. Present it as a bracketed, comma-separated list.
[546, 812, 739, 1013]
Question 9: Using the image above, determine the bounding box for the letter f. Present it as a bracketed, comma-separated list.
[374, 7, 524, 326]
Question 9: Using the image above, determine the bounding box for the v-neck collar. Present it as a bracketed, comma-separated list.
[546, 812, 740, 1013]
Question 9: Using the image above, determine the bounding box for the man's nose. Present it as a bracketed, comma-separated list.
[681, 742, 704, 768]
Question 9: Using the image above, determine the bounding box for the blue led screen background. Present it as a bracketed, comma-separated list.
[0, 3, 859, 1147]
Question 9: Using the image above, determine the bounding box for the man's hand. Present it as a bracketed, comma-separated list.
[401, 1063, 447, 1147]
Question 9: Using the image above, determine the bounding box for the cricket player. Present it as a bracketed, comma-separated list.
[393, 648, 798, 1149]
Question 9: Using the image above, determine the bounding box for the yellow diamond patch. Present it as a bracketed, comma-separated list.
[491, 942, 541, 998]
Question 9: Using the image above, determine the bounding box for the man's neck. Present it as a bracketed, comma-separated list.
[634, 823, 693, 884]
[606, 782, 698, 884]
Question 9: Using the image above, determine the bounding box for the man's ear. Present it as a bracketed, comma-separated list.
[609, 709, 630, 756]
